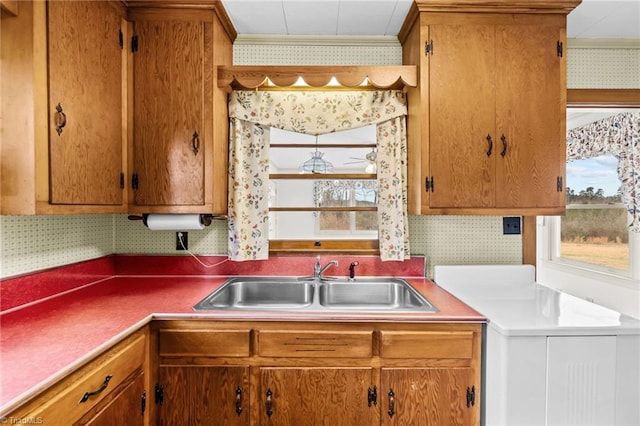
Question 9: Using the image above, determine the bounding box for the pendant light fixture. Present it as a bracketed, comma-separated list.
[298, 136, 334, 174]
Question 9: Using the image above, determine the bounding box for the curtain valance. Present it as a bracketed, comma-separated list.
[228, 90, 407, 135]
[228, 90, 410, 261]
[567, 112, 639, 232]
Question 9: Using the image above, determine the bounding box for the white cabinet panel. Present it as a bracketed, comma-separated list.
[546, 336, 616, 426]
[615, 335, 640, 425]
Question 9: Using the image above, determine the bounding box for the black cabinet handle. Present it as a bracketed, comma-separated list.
[500, 134, 508, 157]
[387, 389, 395, 418]
[79, 375, 112, 403]
[486, 134, 493, 157]
[265, 388, 273, 418]
[55, 103, 67, 136]
[191, 131, 200, 155]
[235, 387, 243, 415]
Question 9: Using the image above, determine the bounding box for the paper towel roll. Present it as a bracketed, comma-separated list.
[145, 214, 205, 231]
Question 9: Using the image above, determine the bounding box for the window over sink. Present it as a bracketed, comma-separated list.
[227, 89, 410, 261]
[268, 125, 379, 245]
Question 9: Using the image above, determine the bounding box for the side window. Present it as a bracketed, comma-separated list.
[560, 154, 629, 271]
[549, 108, 639, 276]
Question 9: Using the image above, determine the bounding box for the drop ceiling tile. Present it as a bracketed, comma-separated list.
[282, 0, 340, 35]
[598, 5, 640, 38]
[567, 0, 640, 38]
[222, 0, 636, 39]
[387, 0, 414, 36]
[337, 1, 398, 35]
[222, 1, 288, 34]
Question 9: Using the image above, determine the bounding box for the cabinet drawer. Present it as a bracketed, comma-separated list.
[258, 330, 373, 358]
[16, 333, 145, 425]
[380, 331, 474, 359]
[159, 329, 251, 357]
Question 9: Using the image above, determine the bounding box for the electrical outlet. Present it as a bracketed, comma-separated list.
[503, 217, 521, 235]
[176, 232, 188, 250]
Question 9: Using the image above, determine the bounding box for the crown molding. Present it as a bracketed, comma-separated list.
[568, 38, 640, 49]
[234, 34, 400, 47]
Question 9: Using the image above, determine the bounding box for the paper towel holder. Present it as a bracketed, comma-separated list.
[127, 214, 215, 228]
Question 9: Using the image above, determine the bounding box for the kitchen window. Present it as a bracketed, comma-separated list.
[550, 154, 635, 274]
[268, 125, 379, 243]
[543, 107, 640, 284]
[227, 89, 410, 261]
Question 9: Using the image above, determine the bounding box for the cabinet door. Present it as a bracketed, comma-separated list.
[259, 367, 377, 426]
[132, 19, 207, 207]
[546, 336, 616, 426]
[495, 24, 565, 208]
[47, 0, 125, 205]
[428, 24, 496, 209]
[157, 366, 249, 426]
[79, 370, 145, 426]
[381, 368, 478, 426]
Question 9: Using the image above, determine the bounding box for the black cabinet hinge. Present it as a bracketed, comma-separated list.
[132, 173, 139, 190]
[466, 386, 476, 407]
[120, 172, 125, 189]
[119, 29, 123, 49]
[557, 41, 563, 57]
[367, 386, 377, 407]
[155, 384, 164, 406]
[557, 176, 563, 192]
[425, 177, 434, 192]
[131, 35, 139, 53]
[141, 390, 146, 414]
[425, 40, 433, 56]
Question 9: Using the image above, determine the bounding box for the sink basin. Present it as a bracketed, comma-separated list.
[193, 277, 314, 310]
[193, 277, 437, 313]
[318, 279, 436, 311]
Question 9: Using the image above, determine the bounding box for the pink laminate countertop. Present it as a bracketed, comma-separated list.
[0, 274, 484, 415]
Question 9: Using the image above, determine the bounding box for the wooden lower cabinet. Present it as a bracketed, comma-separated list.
[381, 368, 477, 426]
[156, 366, 249, 426]
[153, 321, 483, 426]
[258, 367, 377, 426]
[5, 331, 148, 425]
[79, 369, 146, 426]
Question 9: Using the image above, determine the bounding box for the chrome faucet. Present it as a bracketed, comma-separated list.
[313, 256, 338, 280]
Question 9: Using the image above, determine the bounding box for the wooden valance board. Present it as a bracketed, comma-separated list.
[218, 65, 418, 90]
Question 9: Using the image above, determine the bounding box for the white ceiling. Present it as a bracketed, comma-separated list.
[222, 0, 639, 171]
[221, 0, 640, 38]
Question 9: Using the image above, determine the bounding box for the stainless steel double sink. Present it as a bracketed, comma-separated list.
[193, 276, 437, 313]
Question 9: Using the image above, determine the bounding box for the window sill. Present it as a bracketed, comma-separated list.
[539, 259, 639, 291]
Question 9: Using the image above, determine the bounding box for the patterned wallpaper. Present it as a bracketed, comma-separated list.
[567, 48, 640, 88]
[1, 40, 637, 279]
[0, 215, 114, 278]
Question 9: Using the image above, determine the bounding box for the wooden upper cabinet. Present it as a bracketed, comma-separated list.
[494, 24, 566, 209]
[47, 0, 126, 206]
[1, 0, 127, 214]
[428, 23, 496, 210]
[401, 1, 579, 215]
[128, 6, 233, 214]
[131, 17, 208, 209]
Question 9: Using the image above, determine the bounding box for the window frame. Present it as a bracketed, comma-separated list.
[267, 127, 381, 255]
[539, 90, 640, 290]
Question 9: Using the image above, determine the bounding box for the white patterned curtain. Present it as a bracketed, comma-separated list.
[228, 90, 410, 261]
[566, 112, 640, 232]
